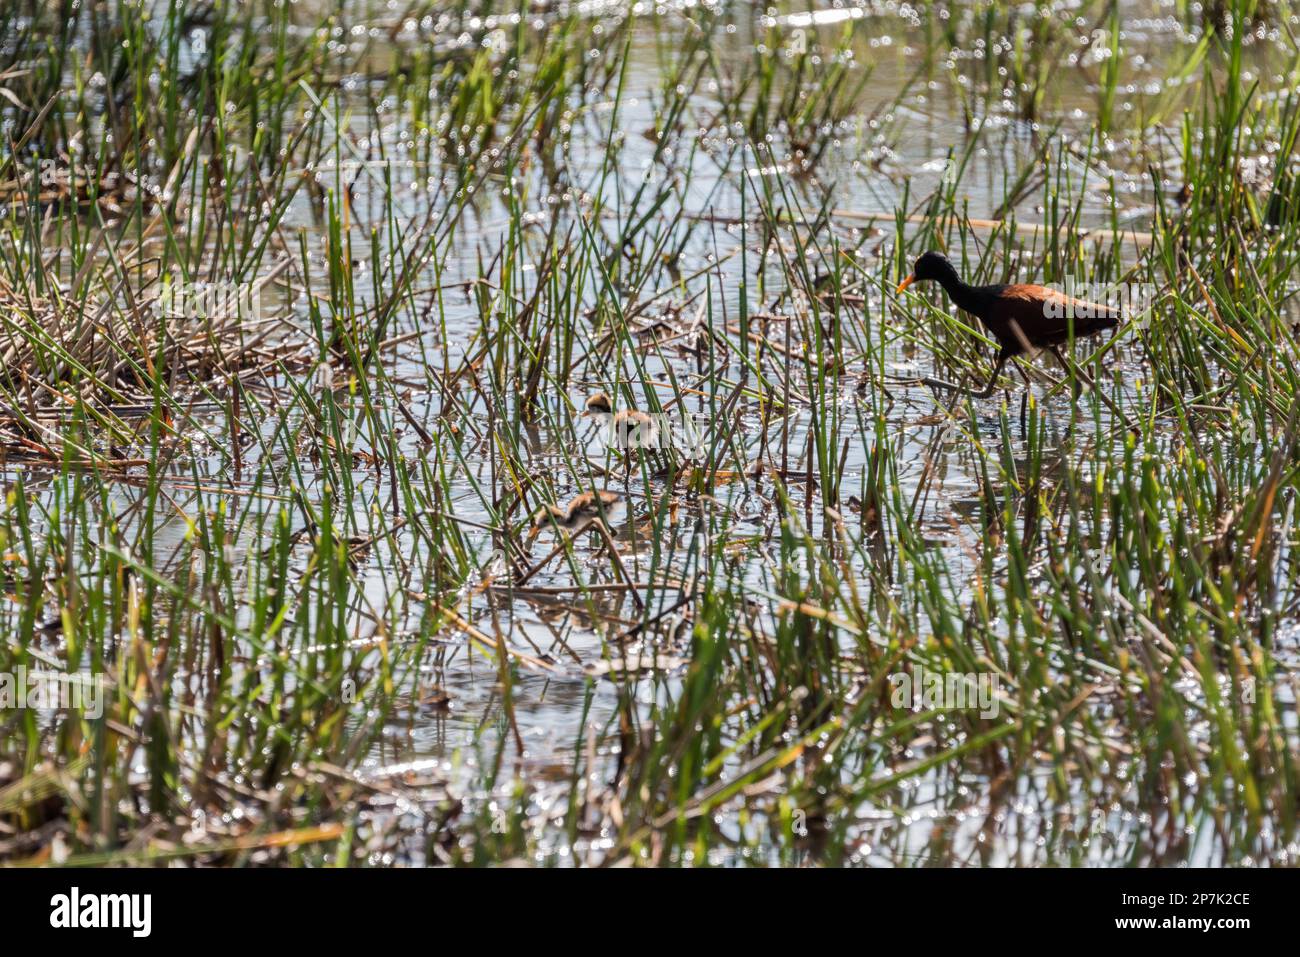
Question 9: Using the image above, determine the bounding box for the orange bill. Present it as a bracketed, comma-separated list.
[896, 275, 916, 294]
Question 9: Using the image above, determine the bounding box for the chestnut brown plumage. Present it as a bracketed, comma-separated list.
[896, 251, 1121, 397]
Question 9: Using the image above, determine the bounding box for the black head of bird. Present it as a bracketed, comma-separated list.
[895, 251, 961, 294]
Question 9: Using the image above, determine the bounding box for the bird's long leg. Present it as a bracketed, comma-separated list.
[1048, 346, 1135, 431]
[1016, 362, 1032, 433]
[578, 417, 603, 454]
[592, 522, 644, 612]
[912, 353, 1008, 399]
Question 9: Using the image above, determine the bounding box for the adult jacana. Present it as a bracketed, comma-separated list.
[895, 251, 1121, 398]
